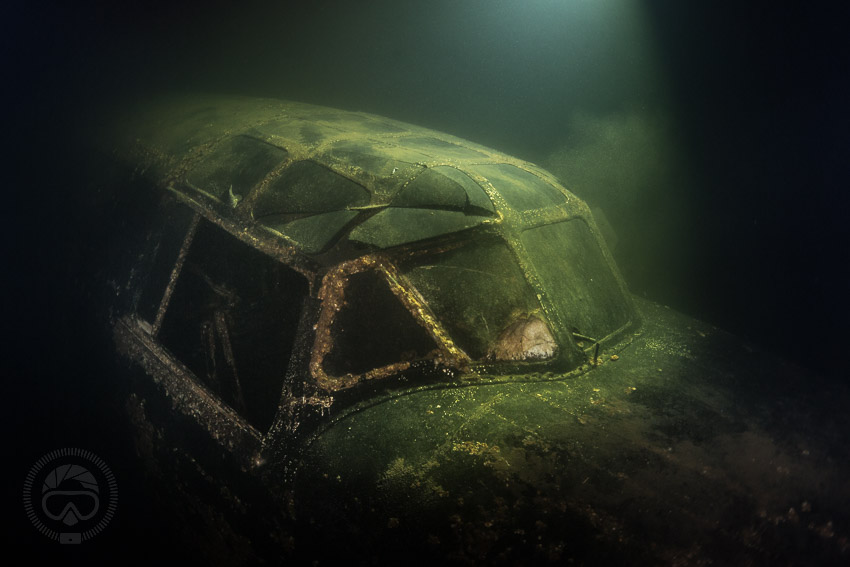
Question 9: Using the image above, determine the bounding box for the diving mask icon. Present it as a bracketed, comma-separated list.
[42, 490, 100, 525]
[40, 463, 101, 526]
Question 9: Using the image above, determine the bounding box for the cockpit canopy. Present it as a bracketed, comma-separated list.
[112, 95, 638, 406]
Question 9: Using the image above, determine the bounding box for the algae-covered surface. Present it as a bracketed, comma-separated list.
[94, 94, 848, 566]
[294, 299, 850, 565]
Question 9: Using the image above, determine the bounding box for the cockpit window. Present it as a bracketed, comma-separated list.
[520, 220, 633, 342]
[321, 270, 439, 378]
[186, 135, 288, 201]
[156, 219, 308, 432]
[400, 239, 556, 362]
[476, 164, 566, 211]
[252, 160, 370, 253]
[254, 160, 370, 217]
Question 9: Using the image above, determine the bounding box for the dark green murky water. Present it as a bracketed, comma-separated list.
[7, 2, 849, 565]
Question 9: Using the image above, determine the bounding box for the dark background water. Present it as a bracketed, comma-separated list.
[5, 0, 849, 562]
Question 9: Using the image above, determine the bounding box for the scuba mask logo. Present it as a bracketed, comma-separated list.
[23, 448, 118, 544]
[41, 465, 101, 525]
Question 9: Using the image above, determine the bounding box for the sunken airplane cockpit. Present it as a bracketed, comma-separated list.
[111, 95, 636, 439]
[106, 96, 850, 565]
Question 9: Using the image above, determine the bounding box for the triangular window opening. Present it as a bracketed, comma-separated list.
[322, 270, 439, 378]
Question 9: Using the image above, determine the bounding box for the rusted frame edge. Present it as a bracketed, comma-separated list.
[166, 187, 318, 288]
[116, 315, 263, 465]
[310, 256, 470, 393]
[152, 212, 201, 336]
